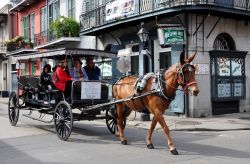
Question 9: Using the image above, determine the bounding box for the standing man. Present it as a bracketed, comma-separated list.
[83, 57, 101, 80]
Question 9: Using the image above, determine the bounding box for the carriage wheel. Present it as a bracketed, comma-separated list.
[8, 92, 20, 126]
[106, 105, 126, 135]
[54, 101, 73, 141]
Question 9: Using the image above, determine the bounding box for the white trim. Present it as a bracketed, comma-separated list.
[34, 37, 81, 49]
[10, 0, 26, 11]
[6, 49, 38, 56]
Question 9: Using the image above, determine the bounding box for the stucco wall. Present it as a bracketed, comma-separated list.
[188, 14, 250, 117]
[17, 0, 46, 35]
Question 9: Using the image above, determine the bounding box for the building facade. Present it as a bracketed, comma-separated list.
[0, 4, 18, 96]
[79, 0, 250, 117]
[7, 0, 83, 92]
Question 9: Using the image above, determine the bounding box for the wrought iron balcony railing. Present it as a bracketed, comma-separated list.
[34, 30, 57, 47]
[80, 0, 250, 32]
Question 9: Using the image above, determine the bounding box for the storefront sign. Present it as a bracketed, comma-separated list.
[81, 82, 101, 99]
[194, 63, 209, 74]
[218, 83, 231, 97]
[218, 57, 230, 76]
[158, 28, 186, 45]
[234, 83, 243, 96]
[106, 0, 136, 21]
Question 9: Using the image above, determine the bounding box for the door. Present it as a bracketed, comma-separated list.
[159, 51, 184, 114]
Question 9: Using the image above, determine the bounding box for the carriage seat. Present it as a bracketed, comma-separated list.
[19, 76, 30, 91]
[26, 76, 40, 93]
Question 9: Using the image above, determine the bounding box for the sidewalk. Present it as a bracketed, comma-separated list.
[126, 112, 250, 131]
[1, 97, 250, 131]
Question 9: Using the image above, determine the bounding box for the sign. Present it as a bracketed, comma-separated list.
[158, 28, 186, 45]
[106, 0, 136, 21]
[234, 83, 242, 96]
[81, 82, 101, 99]
[218, 83, 231, 97]
[194, 63, 209, 75]
[218, 57, 230, 76]
[99, 63, 112, 77]
[16, 63, 25, 69]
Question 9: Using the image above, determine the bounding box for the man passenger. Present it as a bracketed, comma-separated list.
[83, 57, 101, 80]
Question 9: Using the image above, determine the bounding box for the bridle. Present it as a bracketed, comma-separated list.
[157, 63, 197, 98]
[176, 63, 197, 92]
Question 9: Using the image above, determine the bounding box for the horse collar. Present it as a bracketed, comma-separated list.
[156, 70, 175, 101]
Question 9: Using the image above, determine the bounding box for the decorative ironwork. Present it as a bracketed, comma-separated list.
[80, 0, 250, 32]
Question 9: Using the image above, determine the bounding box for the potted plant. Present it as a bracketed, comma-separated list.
[51, 16, 80, 38]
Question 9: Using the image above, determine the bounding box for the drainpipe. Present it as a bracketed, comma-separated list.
[184, 12, 189, 117]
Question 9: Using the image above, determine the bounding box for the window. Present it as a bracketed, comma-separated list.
[210, 51, 247, 100]
[40, 6, 47, 32]
[30, 13, 35, 43]
[68, 0, 75, 19]
[48, 0, 60, 27]
[21, 16, 29, 41]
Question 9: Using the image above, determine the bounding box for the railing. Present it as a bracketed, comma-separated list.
[80, 0, 250, 32]
[34, 30, 57, 47]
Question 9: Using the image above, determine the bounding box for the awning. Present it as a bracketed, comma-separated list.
[8, 48, 117, 61]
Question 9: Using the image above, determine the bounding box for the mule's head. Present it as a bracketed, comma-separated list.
[177, 51, 199, 96]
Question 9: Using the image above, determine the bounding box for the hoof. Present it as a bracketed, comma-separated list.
[147, 143, 154, 149]
[121, 140, 127, 145]
[170, 149, 179, 155]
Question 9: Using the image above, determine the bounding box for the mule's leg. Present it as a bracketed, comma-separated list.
[154, 112, 178, 155]
[146, 116, 157, 149]
[116, 103, 127, 145]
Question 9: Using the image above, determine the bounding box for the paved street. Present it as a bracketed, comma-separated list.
[1, 103, 250, 164]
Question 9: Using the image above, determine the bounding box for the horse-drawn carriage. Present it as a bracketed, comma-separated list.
[8, 48, 125, 140]
[8, 48, 199, 155]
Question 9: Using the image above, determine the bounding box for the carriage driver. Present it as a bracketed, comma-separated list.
[53, 59, 73, 100]
[83, 57, 101, 80]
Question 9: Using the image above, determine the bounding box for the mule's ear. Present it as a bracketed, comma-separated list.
[186, 52, 196, 63]
[180, 51, 185, 65]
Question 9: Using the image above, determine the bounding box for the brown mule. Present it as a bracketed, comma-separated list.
[112, 51, 199, 155]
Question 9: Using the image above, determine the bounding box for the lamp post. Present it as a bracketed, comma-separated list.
[137, 22, 151, 121]
[137, 22, 149, 49]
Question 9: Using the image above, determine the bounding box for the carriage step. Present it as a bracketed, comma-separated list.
[23, 114, 53, 123]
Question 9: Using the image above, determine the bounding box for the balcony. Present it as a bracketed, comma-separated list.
[34, 30, 81, 49]
[10, 0, 37, 12]
[5, 37, 37, 56]
[80, 0, 250, 35]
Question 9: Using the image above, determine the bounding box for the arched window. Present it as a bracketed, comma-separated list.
[213, 33, 236, 50]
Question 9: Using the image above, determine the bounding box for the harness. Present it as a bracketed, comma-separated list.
[112, 63, 197, 104]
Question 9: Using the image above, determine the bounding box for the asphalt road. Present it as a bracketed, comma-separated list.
[0, 103, 250, 164]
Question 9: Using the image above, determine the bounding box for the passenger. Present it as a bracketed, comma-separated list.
[69, 58, 84, 80]
[53, 59, 73, 100]
[83, 57, 101, 80]
[40, 64, 52, 86]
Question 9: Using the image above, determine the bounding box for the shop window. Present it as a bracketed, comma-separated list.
[210, 51, 247, 101]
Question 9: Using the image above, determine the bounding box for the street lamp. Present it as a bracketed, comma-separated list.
[137, 22, 149, 48]
[137, 22, 151, 121]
